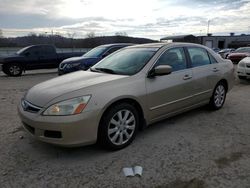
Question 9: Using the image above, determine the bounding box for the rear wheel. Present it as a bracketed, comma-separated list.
[209, 82, 227, 110]
[4, 64, 23, 76]
[98, 103, 139, 150]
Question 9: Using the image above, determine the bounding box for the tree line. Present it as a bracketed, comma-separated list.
[0, 31, 157, 48]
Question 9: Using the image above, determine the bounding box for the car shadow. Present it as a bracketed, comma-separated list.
[137, 105, 210, 137]
[0, 69, 58, 78]
[23, 105, 210, 158]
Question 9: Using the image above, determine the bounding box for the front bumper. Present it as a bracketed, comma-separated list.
[18, 103, 101, 147]
[237, 66, 250, 77]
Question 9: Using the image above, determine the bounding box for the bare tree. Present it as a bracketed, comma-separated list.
[115, 32, 128, 37]
[67, 32, 76, 39]
[86, 32, 95, 38]
[0, 29, 3, 38]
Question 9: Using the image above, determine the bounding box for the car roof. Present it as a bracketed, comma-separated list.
[99, 43, 134, 48]
[126, 42, 210, 50]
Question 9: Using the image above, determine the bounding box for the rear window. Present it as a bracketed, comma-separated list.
[187, 47, 210, 67]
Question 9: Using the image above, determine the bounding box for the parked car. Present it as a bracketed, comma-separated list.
[18, 43, 234, 150]
[0, 44, 83, 76]
[237, 57, 250, 79]
[227, 47, 250, 63]
[212, 47, 221, 53]
[218, 48, 235, 59]
[58, 43, 133, 75]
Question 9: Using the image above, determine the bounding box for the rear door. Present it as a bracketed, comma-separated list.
[186, 47, 221, 102]
[146, 47, 195, 121]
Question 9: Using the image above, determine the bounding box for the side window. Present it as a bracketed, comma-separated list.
[105, 47, 122, 55]
[42, 46, 55, 55]
[155, 47, 187, 72]
[208, 53, 218, 64]
[28, 47, 40, 56]
[187, 47, 210, 67]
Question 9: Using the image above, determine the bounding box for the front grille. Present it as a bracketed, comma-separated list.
[21, 99, 42, 113]
[44, 130, 62, 139]
[59, 63, 67, 70]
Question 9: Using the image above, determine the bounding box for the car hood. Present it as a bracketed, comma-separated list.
[228, 52, 249, 57]
[25, 71, 128, 107]
[62, 56, 98, 64]
[0, 54, 24, 63]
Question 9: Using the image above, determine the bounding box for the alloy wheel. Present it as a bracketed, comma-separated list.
[9, 65, 21, 76]
[108, 109, 136, 146]
[214, 85, 225, 108]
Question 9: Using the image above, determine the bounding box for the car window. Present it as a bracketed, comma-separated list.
[187, 47, 210, 67]
[93, 48, 157, 75]
[235, 47, 250, 53]
[27, 47, 41, 56]
[105, 46, 123, 55]
[42, 46, 55, 54]
[155, 47, 187, 72]
[208, 53, 218, 64]
[83, 47, 107, 58]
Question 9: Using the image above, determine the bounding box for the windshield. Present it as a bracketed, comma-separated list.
[83, 47, 107, 58]
[16, 46, 30, 55]
[92, 48, 157, 75]
[235, 47, 250, 53]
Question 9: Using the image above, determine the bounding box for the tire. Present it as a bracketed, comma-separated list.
[98, 103, 139, 150]
[4, 64, 23, 76]
[209, 82, 227, 110]
[238, 76, 246, 80]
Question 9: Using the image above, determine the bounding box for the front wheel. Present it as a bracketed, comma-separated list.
[209, 82, 227, 110]
[4, 64, 23, 76]
[98, 103, 139, 150]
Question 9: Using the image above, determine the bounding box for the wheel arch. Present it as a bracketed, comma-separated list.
[2, 62, 24, 76]
[217, 79, 228, 92]
[98, 97, 146, 134]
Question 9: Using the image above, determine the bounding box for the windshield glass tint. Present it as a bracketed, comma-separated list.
[235, 47, 250, 53]
[83, 47, 107, 58]
[93, 48, 157, 75]
[16, 46, 30, 55]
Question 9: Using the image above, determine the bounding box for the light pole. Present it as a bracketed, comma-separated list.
[207, 20, 210, 35]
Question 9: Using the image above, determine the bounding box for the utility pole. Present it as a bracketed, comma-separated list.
[207, 20, 210, 35]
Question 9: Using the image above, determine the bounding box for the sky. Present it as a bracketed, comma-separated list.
[0, 0, 250, 40]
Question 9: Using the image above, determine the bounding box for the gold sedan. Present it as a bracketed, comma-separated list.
[18, 43, 234, 150]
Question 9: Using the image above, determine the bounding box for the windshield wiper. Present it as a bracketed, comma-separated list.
[90, 67, 100, 72]
[94, 68, 117, 74]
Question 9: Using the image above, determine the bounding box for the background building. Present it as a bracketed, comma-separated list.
[160, 33, 250, 49]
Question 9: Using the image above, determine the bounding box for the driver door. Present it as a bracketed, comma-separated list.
[146, 47, 195, 121]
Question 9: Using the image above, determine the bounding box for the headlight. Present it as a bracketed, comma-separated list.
[66, 63, 81, 69]
[43, 96, 91, 116]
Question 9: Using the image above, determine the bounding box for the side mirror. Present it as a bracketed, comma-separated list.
[148, 65, 172, 78]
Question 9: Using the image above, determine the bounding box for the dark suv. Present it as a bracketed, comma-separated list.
[58, 43, 133, 75]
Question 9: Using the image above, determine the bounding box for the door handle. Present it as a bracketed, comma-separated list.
[212, 67, 219, 72]
[183, 74, 192, 80]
